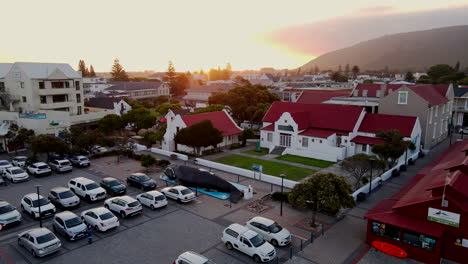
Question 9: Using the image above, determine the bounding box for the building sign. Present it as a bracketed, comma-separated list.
[427, 208, 460, 227]
[278, 125, 293, 132]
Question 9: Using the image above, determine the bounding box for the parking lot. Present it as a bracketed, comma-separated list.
[0, 155, 311, 264]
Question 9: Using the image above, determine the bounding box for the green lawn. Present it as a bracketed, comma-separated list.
[243, 148, 269, 156]
[215, 154, 315, 181]
[275, 154, 335, 168]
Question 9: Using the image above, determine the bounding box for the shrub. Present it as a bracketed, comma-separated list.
[357, 192, 367, 202]
[271, 192, 290, 202]
[157, 159, 170, 167]
[229, 143, 243, 150]
[392, 169, 400, 177]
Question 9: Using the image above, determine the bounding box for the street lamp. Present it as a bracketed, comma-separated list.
[368, 158, 375, 196]
[280, 174, 285, 216]
[35, 185, 43, 228]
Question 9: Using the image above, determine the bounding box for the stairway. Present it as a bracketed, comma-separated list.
[270, 146, 286, 155]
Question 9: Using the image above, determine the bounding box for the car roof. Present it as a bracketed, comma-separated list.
[32, 162, 48, 166]
[26, 228, 53, 237]
[87, 207, 110, 215]
[130, 173, 147, 177]
[76, 156, 87, 159]
[56, 159, 70, 163]
[249, 216, 274, 226]
[103, 177, 118, 182]
[0, 160, 10, 163]
[226, 223, 250, 235]
[71, 177, 94, 184]
[50, 187, 71, 193]
[55, 211, 79, 220]
[118, 196, 136, 202]
[9, 166, 23, 170]
[179, 251, 208, 263]
[146, 190, 163, 196]
[24, 193, 45, 200]
[173, 185, 188, 190]
[14, 156, 27, 159]
[0, 201, 10, 207]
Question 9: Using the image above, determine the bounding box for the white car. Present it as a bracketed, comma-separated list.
[4, 166, 29, 183]
[136, 191, 168, 210]
[0, 200, 22, 229]
[12, 156, 27, 167]
[17, 228, 61, 258]
[27, 162, 52, 177]
[49, 159, 73, 173]
[69, 156, 90, 167]
[68, 177, 107, 202]
[222, 223, 276, 263]
[91, 146, 108, 154]
[161, 186, 196, 203]
[48, 187, 81, 209]
[81, 207, 119, 232]
[0, 160, 12, 174]
[104, 196, 142, 218]
[174, 251, 216, 264]
[20, 193, 56, 220]
[246, 217, 291, 247]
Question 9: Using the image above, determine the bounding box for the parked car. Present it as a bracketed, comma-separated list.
[81, 207, 119, 232]
[27, 162, 52, 177]
[136, 190, 167, 210]
[246, 217, 291, 247]
[104, 196, 142, 218]
[52, 211, 87, 241]
[174, 251, 216, 264]
[0, 200, 22, 229]
[161, 186, 196, 203]
[126, 173, 157, 191]
[221, 223, 276, 263]
[20, 193, 56, 220]
[48, 187, 80, 209]
[0, 177, 3, 186]
[91, 146, 108, 155]
[68, 177, 107, 202]
[69, 156, 90, 167]
[4, 166, 29, 183]
[12, 156, 27, 167]
[0, 160, 12, 174]
[100, 177, 127, 196]
[17, 228, 61, 257]
[49, 159, 73, 173]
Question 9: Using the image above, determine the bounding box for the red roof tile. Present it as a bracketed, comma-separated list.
[358, 113, 417, 137]
[296, 89, 351, 104]
[262, 102, 363, 132]
[260, 124, 274, 131]
[408, 85, 449, 106]
[299, 128, 336, 138]
[351, 136, 384, 145]
[181, 111, 242, 136]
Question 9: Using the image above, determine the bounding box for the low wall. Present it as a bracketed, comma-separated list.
[150, 147, 189, 161]
[194, 158, 298, 189]
[284, 147, 345, 162]
[351, 151, 419, 200]
[135, 144, 147, 151]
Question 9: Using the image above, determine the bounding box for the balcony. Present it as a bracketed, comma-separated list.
[455, 106, 468, 112]
[38, 88, 72, 95]
[40, 101, 75, 109]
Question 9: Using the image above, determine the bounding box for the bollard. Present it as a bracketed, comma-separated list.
[229, 199, 232, 208]
[237, 174, 240, 183]
[300, 240, 303, 251]
[289, 247, 293, 259]
[271, 183, 273, 193]
[87, 227, 93, 244]
[310, 232, 314, 243]
[276, 256, 279, 264]
[165, 180, 168, 187]
[321, 225, 325, 236]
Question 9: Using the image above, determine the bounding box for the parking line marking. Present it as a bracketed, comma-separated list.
[0, 249, 15, 264]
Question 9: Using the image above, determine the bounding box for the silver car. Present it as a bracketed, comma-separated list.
[49, 159, 73, 173]
[52, 211, 87, 241]
[48, 187, 80, 209]
[0, 201, 22, 229]
[17, 228, 61, 257]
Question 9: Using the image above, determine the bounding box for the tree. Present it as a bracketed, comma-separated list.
[288, 172, 355, 227]
[98, 114, 123, 134]
[31, 135, 69, 160]
[69, 128, 103, 153]
[427, 64, 455, 80]
[340, 154, 385, 189]
[174, 120, 223, 156]
[172, 73, 190, 96]
[239, 129, 255, 146]
[454, 61, 460, 72]
[140, 154, 157, 172]
[314, 66, 320, 74]
[7, 127, 35, 153]
[345, 64, 350, 74]
[371, 130, 416, 169]
[363, 79, 373, 84]
[352, 65, 360, 79]
[338, 65, 342, 72]
[331, 71, 348, 82]
[110, 58, 129, 81]
[404, 71, 415, 82]
[190, 104, 225, 115]
[78, 60, 88, 77]
[416, 75, 432, 84]
[459, 77, 468, 85]
[89, 65, 96, 77]
[122, 108, 156, 130]
[154, 103, 182, 116]
[165, 61, 177, 91]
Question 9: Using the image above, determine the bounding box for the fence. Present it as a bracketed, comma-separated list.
[150, 148, 189, 161]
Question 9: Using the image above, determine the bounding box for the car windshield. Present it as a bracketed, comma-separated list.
[107, 180, 121, 186]
[32, 198, 50, 207]
[0, 204, 15, 214]
[181, 189, 192, 195]
[99, 212, 114, 220]
[154, 195, 165, 201]
[61, 161, 71, 166]
[36, 233, 56, 244]
[65, 217, 83, 228]
[58, 191, 75, 199]
[79, 158, 88, 161]
[38, 165, 48, 170]
[11, 168, 24, 174]
[250, 235, 266, 247]
[128, 201, 139, 207]
[137, 175, 150, 182]
[85, 183, 99, 190]
[268, 222, 283, 233]
[0, 161, 9, 166]
[16, 157, 27, 161]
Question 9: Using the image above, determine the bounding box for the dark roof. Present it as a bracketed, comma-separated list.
[106, 82, 165, 91]
[296, 89, 351, 104]
[454, 87, 468, 97]
[87, 97, 121, 109]
[358, 113, 417, 137]
[181, 111, 242, 136]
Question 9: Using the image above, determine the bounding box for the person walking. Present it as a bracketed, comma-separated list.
[2, 172, 7, 186]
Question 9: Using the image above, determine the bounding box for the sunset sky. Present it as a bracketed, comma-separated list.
[1, 0, 468, 72]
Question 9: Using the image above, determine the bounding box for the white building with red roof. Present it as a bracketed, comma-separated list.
[162, 110, 243, 154]
[261, 102, 421, 162]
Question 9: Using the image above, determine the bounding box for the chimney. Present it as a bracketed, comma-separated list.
[379, 84, 387, 98]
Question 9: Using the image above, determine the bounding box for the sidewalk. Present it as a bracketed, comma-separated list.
[286, 136, 454, 264]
